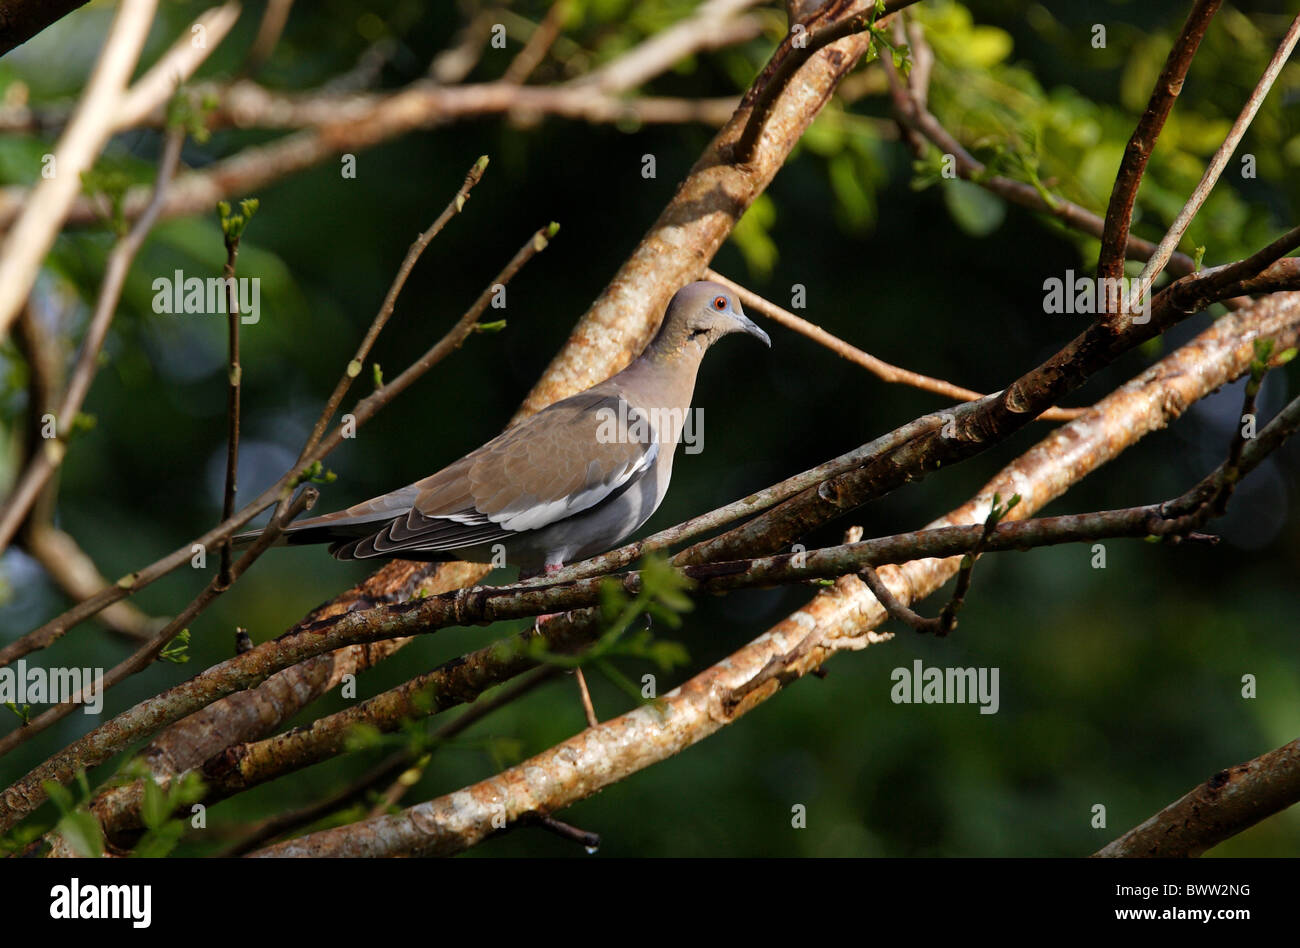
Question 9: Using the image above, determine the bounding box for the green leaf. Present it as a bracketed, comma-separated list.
[132, 820, 184, 859]
[942, 178, 1006, 236]
[170, 771, 207, 808]
[598, 576, 626, 623]
[141, 778, 168, 829]
[729, 193, 778, 277]
[42, 779, 75, 814]
[345, 722, 385, 752]
[828, 153, 877, 233]
[159, 629, 191, 664]
[55, 811, 104, 858]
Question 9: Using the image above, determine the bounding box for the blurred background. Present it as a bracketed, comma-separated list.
[1, 0, 1297, 856]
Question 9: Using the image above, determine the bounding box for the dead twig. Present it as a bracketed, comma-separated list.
[705, 268, 1085, 422]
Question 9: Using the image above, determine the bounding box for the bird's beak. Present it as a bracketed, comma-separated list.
[735, 313, 771, 347]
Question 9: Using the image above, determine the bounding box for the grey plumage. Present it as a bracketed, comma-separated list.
[238, 280, 769, 575]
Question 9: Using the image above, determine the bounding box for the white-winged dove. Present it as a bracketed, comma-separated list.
[239, 281, 769, 576]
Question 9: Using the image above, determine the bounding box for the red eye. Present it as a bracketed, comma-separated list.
[713, 295, 727, 310]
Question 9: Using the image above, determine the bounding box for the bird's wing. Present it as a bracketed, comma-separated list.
[337, 390, 658, 558]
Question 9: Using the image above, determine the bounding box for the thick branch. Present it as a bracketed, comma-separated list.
[674, 238, 1300, 565]
[1096, 738, 1300, 857]
[732, 0, 920, 165]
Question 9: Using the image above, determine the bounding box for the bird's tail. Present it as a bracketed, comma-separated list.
[230, 526, 285, 549]
[231, 506, 405, 551]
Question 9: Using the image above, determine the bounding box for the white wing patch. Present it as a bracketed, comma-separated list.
[493, 446, 658, 532]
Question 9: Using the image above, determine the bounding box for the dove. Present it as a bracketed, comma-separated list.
[238, 281, 770, 577]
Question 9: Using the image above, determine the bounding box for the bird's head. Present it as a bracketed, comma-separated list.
[656, 280, 771, 354]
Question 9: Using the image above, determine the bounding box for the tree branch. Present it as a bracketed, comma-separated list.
[705, 268, 1085, 421]
[1096, 738, 1300, 857]
[62, 339, 1300, 842]
[0, 487, 319, 758]
[878, 30, 1203, 281]
[0, 168, 541, 667]
[1124, 10, 1300, 321]
[0, 0, 157, 342]
[0, 128, 184, 553]
[732, 0, 919, 165]
[1096, 0, 1222, 284]
[674, 232, 1300, 566]
[242, 290, 1300, 858]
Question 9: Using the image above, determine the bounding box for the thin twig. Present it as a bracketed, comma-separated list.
[861, 494, 1017, 636]
[239, 0, 295, 79]
[313, 221, 561, 446]
[1125, 11, 1300, 321]
[858, 565, 932, 633]
[704, 269, 1085, 422]
[296, 156, 489, 466]
[0, 0, 158, 341]
[218, 215, 244, 587]
[0, 489, 319, 758]
[502, 0, 571, 85]
[732, 0, 918, 164]
[0, 162, 509, 667]
[878, 38, 1204, 279]
[520, 813, 600, 851]
[0, 128, 184, 554]
[573, 668, 599, 728]
[1096, 0, 1222, 284]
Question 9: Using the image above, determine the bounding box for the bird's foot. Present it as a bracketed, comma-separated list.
[530, 563, 565, 632]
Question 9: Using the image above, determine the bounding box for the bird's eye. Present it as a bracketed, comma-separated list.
[712, 295, 727, 310]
